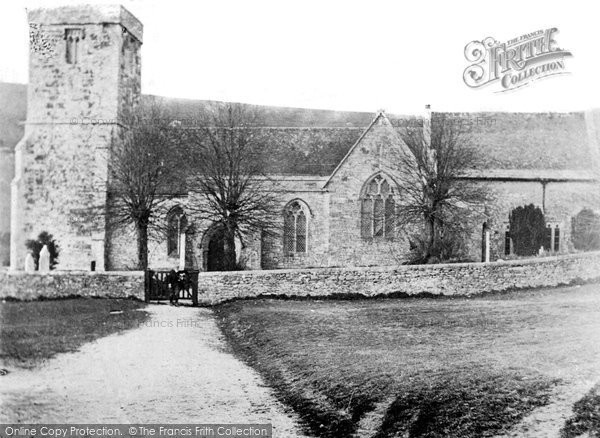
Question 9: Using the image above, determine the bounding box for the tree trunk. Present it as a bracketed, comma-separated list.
[222, 224, 237, 271]
[136, 220, 149, 271]
[427, 216, 436, 260]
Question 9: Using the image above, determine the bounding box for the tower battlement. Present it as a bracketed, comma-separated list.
[10, 4, 142, 270]
[28, 5, 143, 43]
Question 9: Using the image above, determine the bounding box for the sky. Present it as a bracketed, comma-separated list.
[0, 0, 598, 114]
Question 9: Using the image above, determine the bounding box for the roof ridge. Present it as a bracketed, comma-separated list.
[323, 112, 394, 188]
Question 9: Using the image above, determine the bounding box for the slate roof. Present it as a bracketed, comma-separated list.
[1, 82, 597, 177]
[430, 112, 594, 171]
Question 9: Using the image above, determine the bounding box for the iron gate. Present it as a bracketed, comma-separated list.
[144, 269, 199, 306]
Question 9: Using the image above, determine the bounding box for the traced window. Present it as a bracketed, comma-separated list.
[167, 207, 187, 257]
[361, 174, 396, 240]
[65, 28, 83, 64]
[283, 201, 309, 254]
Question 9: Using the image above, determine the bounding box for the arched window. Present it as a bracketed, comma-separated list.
[167, 207, 187, 257]
[65, 28, 83, 64]
[361, 174, 396, 240]
[283, 201, 309, 255]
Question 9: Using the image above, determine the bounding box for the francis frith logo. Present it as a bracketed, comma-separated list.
[463, 28, 572, 92]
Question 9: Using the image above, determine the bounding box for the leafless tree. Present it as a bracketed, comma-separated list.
[107, 98, 189, 270]
[182, 103, 280, 271]
[396, 114, 490, 263]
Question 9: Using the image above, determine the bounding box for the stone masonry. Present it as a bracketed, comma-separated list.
[10, 5, 142, 271]
[1, 252, 598, 304]
[195, 251, 600, 305]
[5, 4, 600, 272]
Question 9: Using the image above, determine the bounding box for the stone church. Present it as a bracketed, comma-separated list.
[3, 4, 600, 271]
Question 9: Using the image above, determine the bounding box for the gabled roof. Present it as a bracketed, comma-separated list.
[323, 112, 403, 187]
[1, 82, 598, 177]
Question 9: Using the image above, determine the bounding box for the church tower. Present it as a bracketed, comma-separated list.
[10, 5, 143, 270]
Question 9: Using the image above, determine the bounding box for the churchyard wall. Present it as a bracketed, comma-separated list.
[0, 269, 144, 300]
[1, 252, 598, 303]
[196, 251, 600, 304]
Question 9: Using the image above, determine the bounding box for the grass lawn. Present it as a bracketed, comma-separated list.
[215, 284, 600, 438]
[561, 383, 600, 437]
[0, 298, 149, 369]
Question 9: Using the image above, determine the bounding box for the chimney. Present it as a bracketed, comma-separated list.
[423, 104, 432, 147]
[375, 108, 386, 125]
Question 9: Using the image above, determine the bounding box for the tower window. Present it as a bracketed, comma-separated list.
[554, 225, 560, 252]
[65, 28, 83, 64]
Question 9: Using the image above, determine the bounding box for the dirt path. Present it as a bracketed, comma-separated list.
[495, 369, 600, 438]
[0, 305, 307, 437]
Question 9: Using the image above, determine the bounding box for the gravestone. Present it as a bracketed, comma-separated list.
[39, 245, 50, 272]
[481, 222, 490, 263]
[25, 253, 35, 272]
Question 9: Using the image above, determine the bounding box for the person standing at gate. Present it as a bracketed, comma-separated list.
[168, 269, 179, 305]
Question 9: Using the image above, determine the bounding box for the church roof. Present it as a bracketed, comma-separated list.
[1, 82, 598, 177]
[430, 111, 595, 172]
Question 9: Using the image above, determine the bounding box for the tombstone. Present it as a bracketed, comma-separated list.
[24, 253, 35, 272]
[39, 245, 50, 272]
[485, 230, 491, 262]
[481, 222, 491, 263]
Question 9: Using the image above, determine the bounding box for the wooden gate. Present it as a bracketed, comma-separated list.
[144, 269, 199, 306]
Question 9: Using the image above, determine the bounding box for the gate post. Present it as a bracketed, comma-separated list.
[144, 269, 153, 302]
[190, 270, 199, 306]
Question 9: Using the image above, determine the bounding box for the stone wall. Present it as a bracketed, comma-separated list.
[103, 172, 600, 271]
[196, 251, 600, 304]
[260, 176, 331, 269]
[2, 252, 598, 304]
[11, 5, 142, 271]
[0, 269, 144, 301]
[481, 179, 600, 259]
[323, 114, 416, 267]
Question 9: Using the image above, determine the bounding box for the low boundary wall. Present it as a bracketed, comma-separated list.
[0, 270, 145, 301]
[1, 252, 599, 304]
[197, 252, 600, 304]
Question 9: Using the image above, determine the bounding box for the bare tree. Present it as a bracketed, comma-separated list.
[396, 114, 490, 263]
[183, 103, 280, 271]
[107, 98, 188, 270]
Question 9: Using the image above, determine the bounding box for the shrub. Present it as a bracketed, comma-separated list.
[407, 223, 473, 264]
[571, 208, 600, 251]
[509, 204, 546, 256]
[25, 231, 60, 270]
